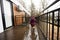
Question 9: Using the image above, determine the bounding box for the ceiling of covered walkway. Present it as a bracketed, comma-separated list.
[10, 0, 60, 16]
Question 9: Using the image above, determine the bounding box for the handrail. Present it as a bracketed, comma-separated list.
[39, 6, 60, 40]
[40, 8, 60, 16]
[41, 0, 60, 13]
[39, 0, 60, 40]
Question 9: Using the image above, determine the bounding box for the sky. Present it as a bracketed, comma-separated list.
[23, 0, 56, 12]
[23, 0, 40, 11]
[11, 0, 60, 15]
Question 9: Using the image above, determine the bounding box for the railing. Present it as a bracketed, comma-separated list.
[39, 0, 60, 40]
[39, 8, 60, 40]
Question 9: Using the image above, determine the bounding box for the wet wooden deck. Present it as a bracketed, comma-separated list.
[0, 26, 28, 40]
[0, 24, 40, 40]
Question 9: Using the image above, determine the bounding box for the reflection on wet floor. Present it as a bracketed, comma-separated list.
[0, 24, 39, 40]
[0, 26, 28, 40]
[24, 24, 39, 40]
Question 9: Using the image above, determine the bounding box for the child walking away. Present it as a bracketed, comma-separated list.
[30, 16, 37, 40]
[30, 16, 37, 27]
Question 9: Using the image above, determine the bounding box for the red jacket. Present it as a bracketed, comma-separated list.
[30, 18, 36, 27]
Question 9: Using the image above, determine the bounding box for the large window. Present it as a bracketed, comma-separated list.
[3, 0, 12, 28]
[0, 1, 4, 33]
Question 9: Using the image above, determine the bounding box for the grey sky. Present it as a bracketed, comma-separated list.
[11, 0, 60, 15]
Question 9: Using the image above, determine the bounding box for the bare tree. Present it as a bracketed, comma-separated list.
[18, 0, 26, 8]
[40, 0, 48, 14]
[41, 0, 46, 10]
[31, 2, 36, 16]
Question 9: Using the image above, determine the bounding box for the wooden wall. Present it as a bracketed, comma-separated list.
[13, 4, 25, 26]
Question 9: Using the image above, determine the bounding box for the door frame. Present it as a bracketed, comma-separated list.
[1, 0, 14, 30]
